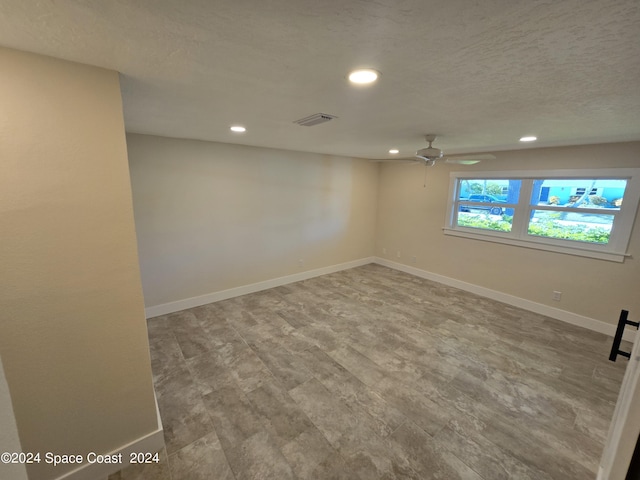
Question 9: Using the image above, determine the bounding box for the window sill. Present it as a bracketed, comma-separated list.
[442, 227, 629, 263]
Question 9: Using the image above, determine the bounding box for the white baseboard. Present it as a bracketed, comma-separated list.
[54, 394, 164, 480]
[144, 255, 634, 344]
[374, 257, 636, 343]
[145, 257, 376, 318]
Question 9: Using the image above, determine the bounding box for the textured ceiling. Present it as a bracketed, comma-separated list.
[1, 0, 639, 159]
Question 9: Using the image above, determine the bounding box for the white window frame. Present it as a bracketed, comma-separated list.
[443, 168, 640, 262]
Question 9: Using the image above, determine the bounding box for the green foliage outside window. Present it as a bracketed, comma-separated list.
[469, 183, 483, 194]
[466, 182, 504, 196]
[457, 215, 611, 244]
[457, 215, 512, 232]
[528, 221, 610, 243]
[485, 183, 503, 196]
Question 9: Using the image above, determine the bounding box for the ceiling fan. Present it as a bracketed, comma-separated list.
[414, 134, 495, 166]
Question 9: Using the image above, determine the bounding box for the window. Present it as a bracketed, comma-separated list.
[444, 169, 640, 262]
[575, 187, 598, 196]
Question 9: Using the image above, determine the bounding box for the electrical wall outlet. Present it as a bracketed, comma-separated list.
[411, 255, 417, 264]
[298, 259, 304, 267]
[552, 291, 562, 301]
[396, 251, 401, 258]
[382, 247, 387, 255]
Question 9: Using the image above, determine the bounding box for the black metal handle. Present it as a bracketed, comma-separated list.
[610, 309, 639, 362]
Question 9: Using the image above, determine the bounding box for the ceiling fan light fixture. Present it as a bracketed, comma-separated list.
[519, 135, 537, 142]
[416, 147, 443, 160]
[230, 125, 246, 133]
[348, 69, 379, 85]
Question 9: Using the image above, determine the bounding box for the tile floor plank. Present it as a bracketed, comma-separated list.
[111, 264, 626, 479]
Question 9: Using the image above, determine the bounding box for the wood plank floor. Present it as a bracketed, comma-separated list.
[110, 264, 627, 480]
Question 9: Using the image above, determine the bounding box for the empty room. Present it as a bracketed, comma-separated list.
[1, 1, 640, 480]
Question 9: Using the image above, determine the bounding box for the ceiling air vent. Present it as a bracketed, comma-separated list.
[294, 113, 338, 127]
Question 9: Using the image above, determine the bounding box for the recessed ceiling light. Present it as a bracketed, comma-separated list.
[230, 125, 246, 133]
[348, 69, 379, 84]
[389, 149, 399, 154]
[519, 136, 537, 142]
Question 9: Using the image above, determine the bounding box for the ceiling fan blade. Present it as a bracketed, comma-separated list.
[444, 153, 496, 164]
[370, 158, 422, 164]
[445, 159, 481, 165]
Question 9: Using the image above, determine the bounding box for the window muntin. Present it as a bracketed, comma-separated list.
[445, 169, 640, 262]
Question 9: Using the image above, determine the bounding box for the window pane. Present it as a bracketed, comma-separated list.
[458, 179, 521, 203]
[528, 210, 614, 244]
[457, 211, 513, 232]
[531, 179, 627, 209]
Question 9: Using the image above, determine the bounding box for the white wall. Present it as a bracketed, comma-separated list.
[376, 142, 640, 327]
[127, 134, 378, 309]
[0, 48, 159, 480]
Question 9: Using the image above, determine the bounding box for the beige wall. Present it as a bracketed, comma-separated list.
[0, 48, 158, 479]
[129, 134, 639, 327]
[127, 134, 378, 308]
[376, 142, 640, 326]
